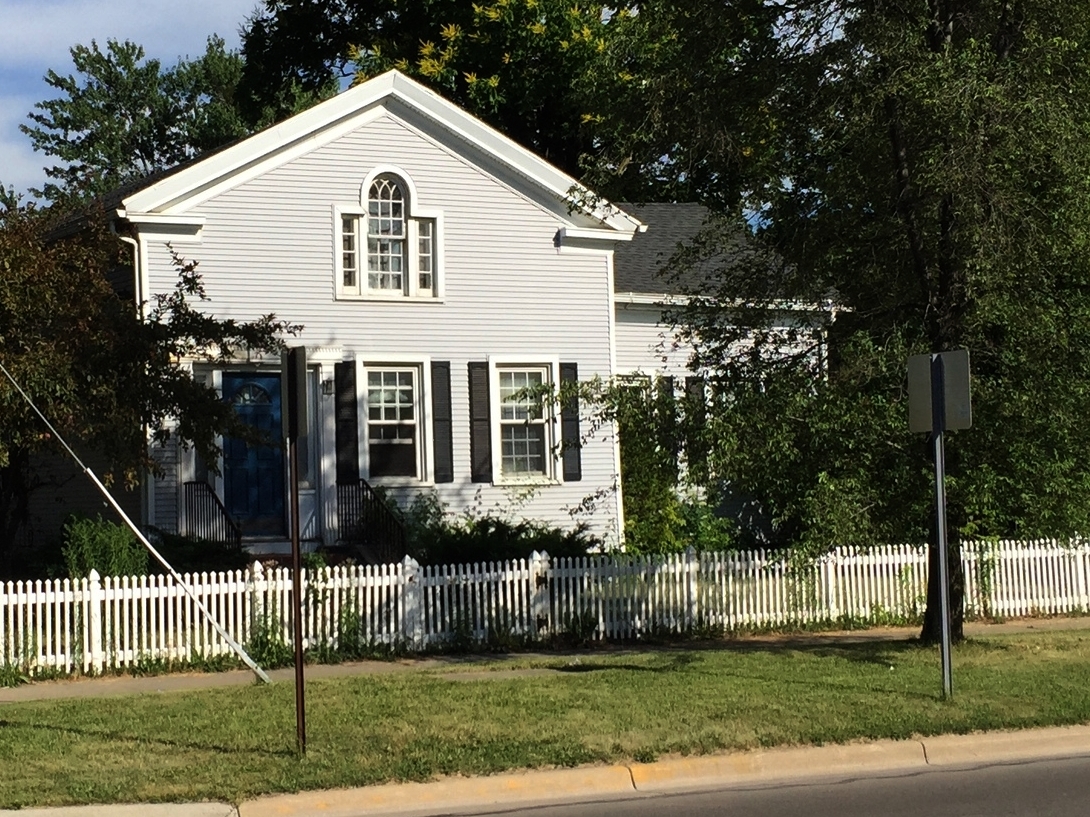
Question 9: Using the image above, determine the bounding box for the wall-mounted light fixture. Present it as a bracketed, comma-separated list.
[321, 377, 335, 396]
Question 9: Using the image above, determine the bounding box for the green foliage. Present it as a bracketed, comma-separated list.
[397, 491, 599, 565]
[246, 606, 294, 669]
[61, 515, 148, 578]
[0, 662, 28, 688]
[573, 377, 736, 554]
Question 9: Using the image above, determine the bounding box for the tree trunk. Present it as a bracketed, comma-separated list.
[920, 528, 965, 643]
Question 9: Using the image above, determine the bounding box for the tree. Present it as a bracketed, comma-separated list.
[240, 0, 618, 177]
[0, 203, 300, 575]
[21, 37, 254, 204]
[590, 1, 1090, 642]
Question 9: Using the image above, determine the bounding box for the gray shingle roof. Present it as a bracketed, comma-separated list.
[614, 202, 746, 295]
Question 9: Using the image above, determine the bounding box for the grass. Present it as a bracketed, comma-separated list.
[1, 631, 1089, 809]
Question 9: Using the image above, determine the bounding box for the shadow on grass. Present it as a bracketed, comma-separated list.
[555, 652, 701, 674]
[542, 640, 944, 702]
[0, 717, 296, 758]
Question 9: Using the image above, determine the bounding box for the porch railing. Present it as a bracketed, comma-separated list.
[182, 481, 243, 550]
[337, 479, 407, 564]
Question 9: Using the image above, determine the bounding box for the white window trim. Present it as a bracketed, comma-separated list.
[333, 166, 445, 301]
[488, 355, 562, 486]
[355, 356, 435, 486]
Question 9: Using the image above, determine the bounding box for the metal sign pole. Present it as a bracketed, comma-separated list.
[285, 346, 308, 756]
[930, 354, 954, 699]
[289, 436, 306, 754]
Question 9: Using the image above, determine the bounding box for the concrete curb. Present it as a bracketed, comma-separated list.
[237, 766, 636, 817]
[233, 724, 1090, 817]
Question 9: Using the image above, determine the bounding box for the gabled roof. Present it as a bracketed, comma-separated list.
[114, 70, 641, 237]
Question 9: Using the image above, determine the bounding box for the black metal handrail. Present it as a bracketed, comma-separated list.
[182, 481, 243, 550]
[337, 479, 407, 564]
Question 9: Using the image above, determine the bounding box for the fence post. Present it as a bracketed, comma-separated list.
[530, 550, 551, 639]
[1077, 542, 1090, 611]
[248, 561, 265, 646]
[87, 569, 104, 673]
[685, 547, 698, 631]
[401, 556, 423, 650]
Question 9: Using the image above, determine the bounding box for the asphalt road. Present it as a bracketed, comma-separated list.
[450, 754, 1090, 817]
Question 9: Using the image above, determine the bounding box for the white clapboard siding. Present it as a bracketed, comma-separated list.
[3, 541, 1089, 676]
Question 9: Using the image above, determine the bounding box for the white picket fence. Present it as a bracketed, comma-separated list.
[2, 540, 1088, 675]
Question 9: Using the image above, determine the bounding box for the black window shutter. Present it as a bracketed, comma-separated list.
[334, 362, 359, 484]
[468, 362, 492, 483]
[560, 362, 581, 482]
[431, 361, 454, 483]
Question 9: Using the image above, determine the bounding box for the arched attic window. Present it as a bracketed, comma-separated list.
[337, 170, 441, 300]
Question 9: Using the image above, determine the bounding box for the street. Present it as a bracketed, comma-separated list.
[442, 754, 1090, 817]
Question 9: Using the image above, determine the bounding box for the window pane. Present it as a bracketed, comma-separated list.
[500, 370, 544, 420]
[501, 425, 546, 475]
[417, 219, 435, 295]
[342, 217, 357, 289]
[367, 177, 406, 286]
[366, 367, 419, 478]
[369, 440, 417, 477]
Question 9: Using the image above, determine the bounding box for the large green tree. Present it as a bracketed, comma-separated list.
[0, 203, 300, 575]
[591, 1, 1090, 641]
[241, 0, 619, 177]
[20, 36, 292, 204]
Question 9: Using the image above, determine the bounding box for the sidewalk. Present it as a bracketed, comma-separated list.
[3, 615, 1087, 705]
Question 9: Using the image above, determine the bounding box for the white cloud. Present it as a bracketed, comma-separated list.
[0, 0, 262, 197]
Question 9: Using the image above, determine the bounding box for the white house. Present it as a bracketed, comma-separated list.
[21, 74, 829, 559]
[89, 70, 648, 554]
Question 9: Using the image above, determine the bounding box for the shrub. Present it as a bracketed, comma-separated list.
[623, 497, 737, 555]
[397, 492, 599, 566]
[62, 515, 148, 578]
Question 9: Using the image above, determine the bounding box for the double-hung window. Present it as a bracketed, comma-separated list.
[362, 365, 426, 480]
[337, 171, 440, 299]
[490, 362, 557, 481]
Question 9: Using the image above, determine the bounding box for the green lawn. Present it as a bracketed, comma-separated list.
[2, 631, 1089, 808]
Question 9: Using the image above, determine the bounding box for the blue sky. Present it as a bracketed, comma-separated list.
[0, 0, 262, 198]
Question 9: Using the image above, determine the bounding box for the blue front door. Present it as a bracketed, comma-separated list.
[223, 373, 285, 535]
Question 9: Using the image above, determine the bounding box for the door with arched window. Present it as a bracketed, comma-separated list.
[223, 373, 285, 535]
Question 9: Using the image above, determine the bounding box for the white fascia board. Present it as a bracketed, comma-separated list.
[558, 226, 636, 243]
[615, 292, 690, 306]
[117, 210, 205, 241]
[119, 69, 642, 234]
